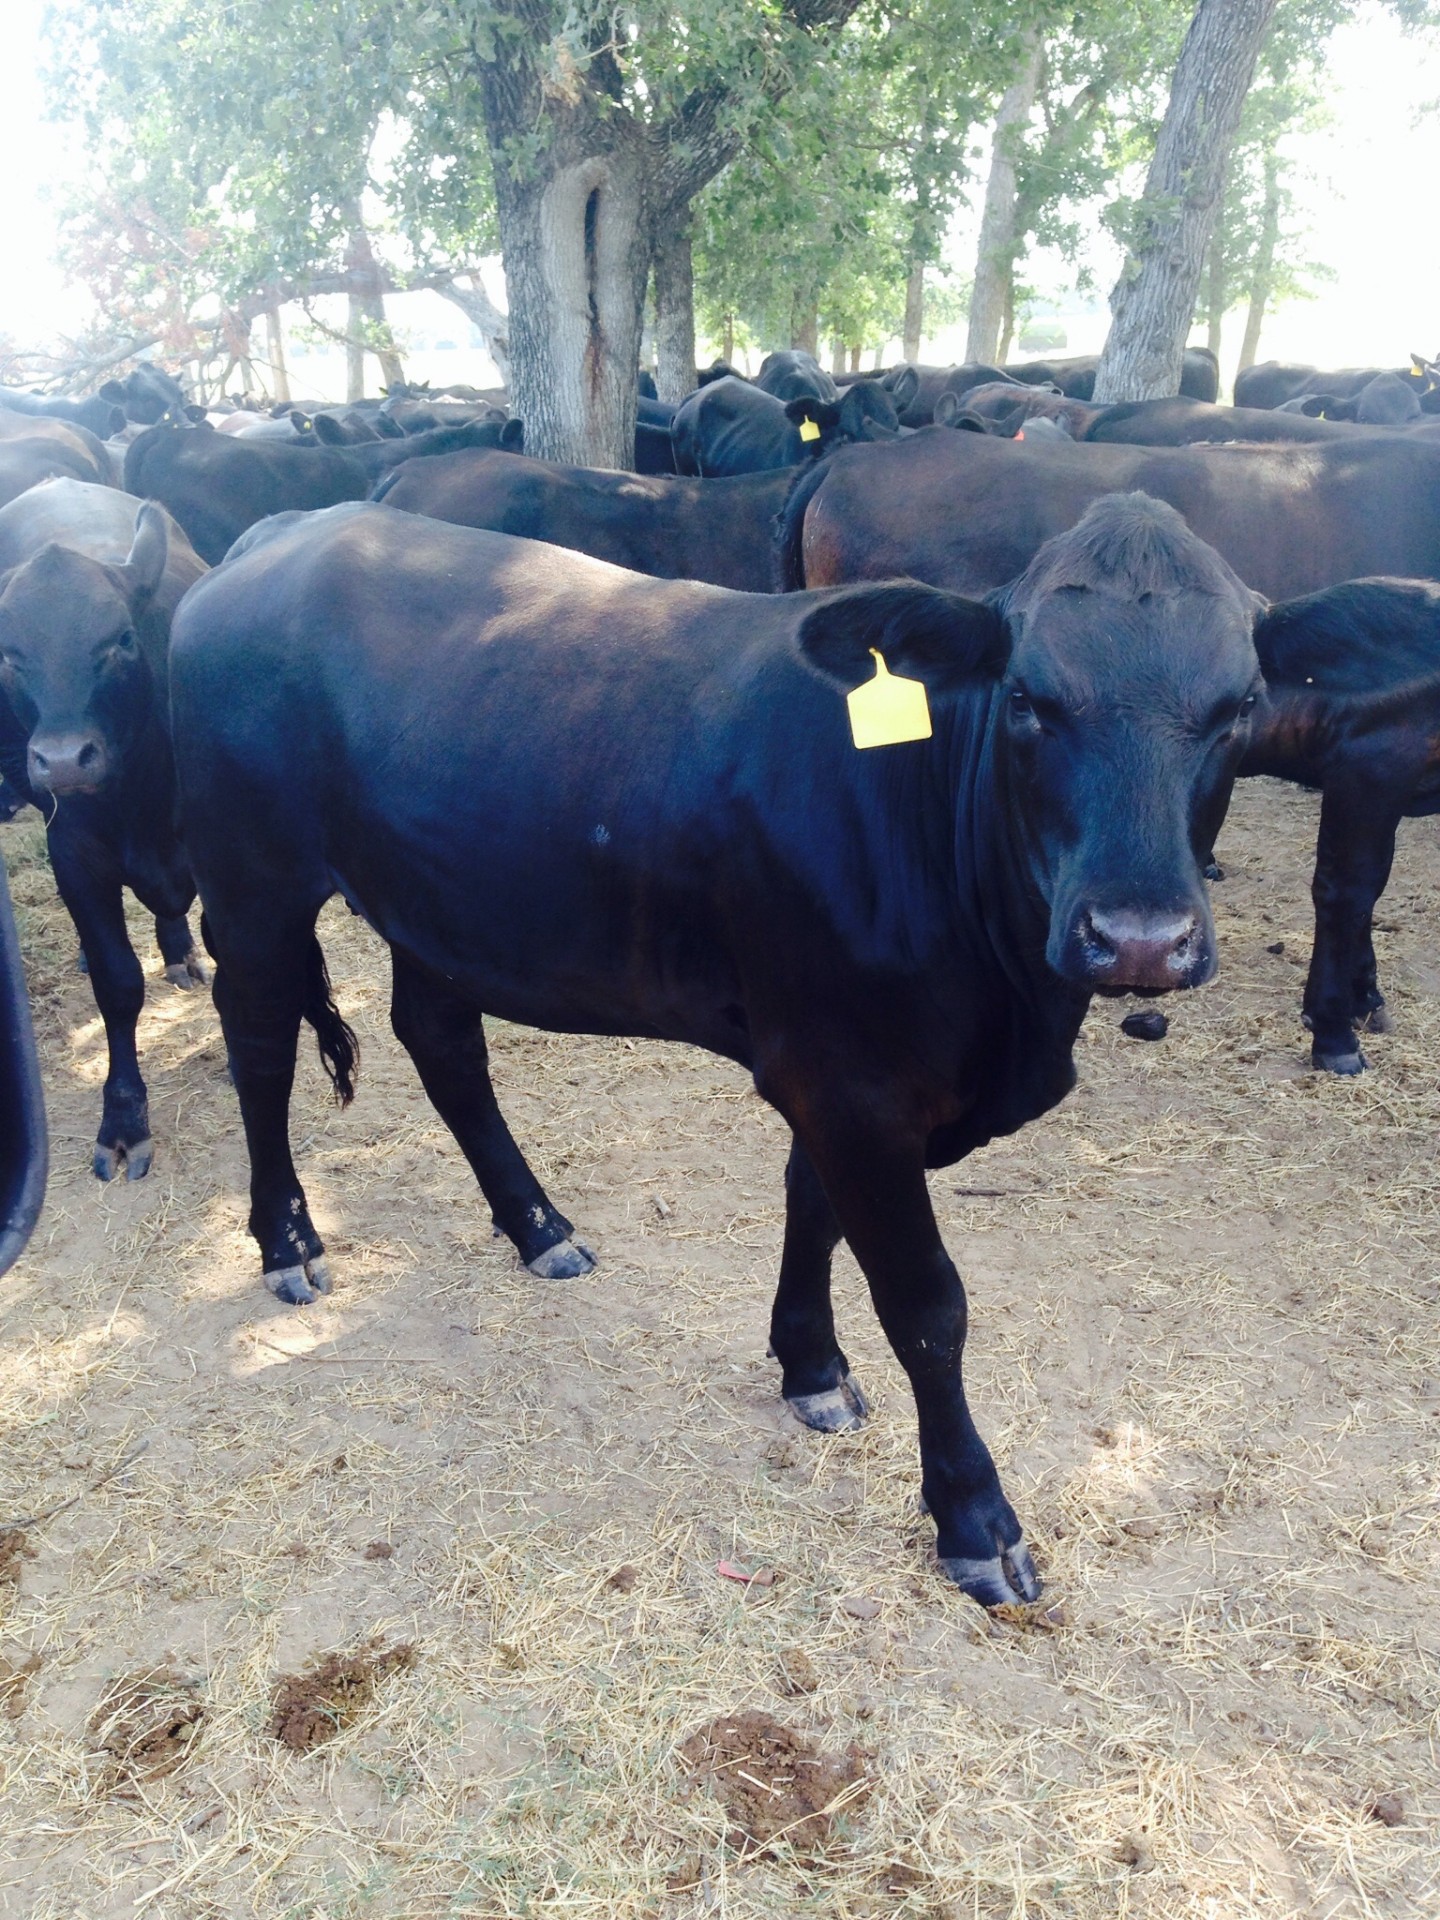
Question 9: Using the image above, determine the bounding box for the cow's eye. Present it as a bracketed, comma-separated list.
[1238, 693, 1257, 716]
[1008, 689, 1033, 716]
[112, 630, 136, 653]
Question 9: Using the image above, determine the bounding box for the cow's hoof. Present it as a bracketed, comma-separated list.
[938, 1535, 1042, 1609]
[1203, 860, 1225, 882]
[1313, 1047, 1366, 1075]
[1363, 1005, 1393, 1034]
[785, 1372, 870, 1433]
[526, 1238, 595, 1279]
[264, 1257, 332, 1305]
[94, 1136, 153, 1181]
[165, 951, 211, 990]
[76, 947, 89, 976]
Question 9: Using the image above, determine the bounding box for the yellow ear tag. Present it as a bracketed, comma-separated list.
[847, 648, 932, 749]
[798, 416, 821, 442]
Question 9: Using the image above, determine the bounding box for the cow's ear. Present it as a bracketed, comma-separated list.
[183, 403, 209, 422]
[311, 411, 345, 444]
[797, 582, 1011, 700]
[374, 411, 405, 439]
[886, 364, 920, 412]
[98, 380, 126, 404]
[933, 389, 962, 427]
[784, 396, 840, 430]
[119, 503, 169, 604]
[500, 415, 524, 451]
[838, 382, 899, 436]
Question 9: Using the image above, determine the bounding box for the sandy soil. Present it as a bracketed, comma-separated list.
[0, 775, 1436, 1919]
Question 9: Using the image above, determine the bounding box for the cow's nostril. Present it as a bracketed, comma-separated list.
[78, 742, 99, 769]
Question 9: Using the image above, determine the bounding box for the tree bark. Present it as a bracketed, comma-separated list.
[965, 31, 1043, 366]
[722, 314, 735, 366]
[652, 216, 697, 404]
[1238, 151, 1280, 373]
[344, 221, 405, 394]
[902, 261, 925, 363]
[1092, 0, 1280, 404]
[792, 307, 819, 355]
[345, 293, 366, 403]
[997, 275, 1016, 365]
[263, 305, 291, 403]
[1205, 227, 1225, 361]
[849, 346, 862, 373]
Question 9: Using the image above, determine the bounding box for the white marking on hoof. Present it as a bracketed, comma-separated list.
[785, 1372, 869, 1433]
[526, 1238, 596, 1280]
[165, 963, 197, 990]
[124, 1138, 154, 1182]
[938, 1536, 1041, 1608]
[264, 1264, 319, 1305]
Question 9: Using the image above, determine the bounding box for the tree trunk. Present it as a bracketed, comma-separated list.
[1205, 228, 1225, 361]
[435, 274, 511, 385]
[997, 272, 1016, 365]
[1238, 152, 1281, 373]
[1092, 0, 1280, 404]
[902, 261, 925, 363]
[494, 142, 650, 468]
[850, 346, 862, 373]
[791, 308, 819, 356]
[965, 31, 1043, 366]
[652, 216, 697, 404]
[264, 304, 290, 403]
[346, 293, 366, 403]
[343, 219, 406, 395]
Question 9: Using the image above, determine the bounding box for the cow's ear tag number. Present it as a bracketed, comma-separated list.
[798, 417, 821, 442]
[847, 648, 932, 749]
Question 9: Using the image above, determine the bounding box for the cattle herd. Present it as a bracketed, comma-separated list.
[0, 339, 1436, 1611]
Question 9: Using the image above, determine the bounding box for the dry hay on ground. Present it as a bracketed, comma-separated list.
[0, 777, 1436, 1918]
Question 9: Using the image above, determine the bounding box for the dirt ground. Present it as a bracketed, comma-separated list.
[0, 776, 1436, 1919]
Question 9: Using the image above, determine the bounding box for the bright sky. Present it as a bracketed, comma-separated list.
[0, 1, 1437, 389]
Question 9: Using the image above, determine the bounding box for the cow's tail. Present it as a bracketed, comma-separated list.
[304, 935, 359, 1106]
[772, 456, 831, 592]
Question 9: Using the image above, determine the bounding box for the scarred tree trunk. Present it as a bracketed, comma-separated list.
[902, 261, 925, 364]
[264, 304, 290, 403]
[652, 216, 697, 405]
[1092, 0, 1280, 404]
[965, 31, 1043, 366]
[1238, 152, 1280, 373]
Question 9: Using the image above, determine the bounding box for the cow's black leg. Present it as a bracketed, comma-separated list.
[1304, 790, 1400, 1073]
[389, 948, 594, 1278]
[49, 838, 151, 1180]
[155, 912, 209, 990]
[210, 916, 334, 1304]
[768, 1137, 868, 1432]
[797, 1118, 1037, 1609]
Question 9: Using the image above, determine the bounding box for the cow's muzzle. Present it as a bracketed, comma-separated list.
[28, 732, 109, 796]
[1073, 907, 1212, 992]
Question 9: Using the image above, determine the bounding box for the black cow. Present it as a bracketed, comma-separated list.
[1008, 347, 1221, 404]
[754, 350, 838, 402]
[0, 387, 123, 440]
[634, 396, 676, 474]
[777, 426, 1440, 602]
[1245, 579, 1440, 1071]
[171, 493, 1260, 1606]
[0, 481, 208, 1179]
[98, 365, 189, 425]
[0, 419, 114, 507]
[372, 448, 792, 590]
[672, 375, 904, 477]
[1081, 396, 1358, 445]
[124, 417, 518, 564]
[1237, 358, 1440, 412]
[1274, 372, 1422, 426]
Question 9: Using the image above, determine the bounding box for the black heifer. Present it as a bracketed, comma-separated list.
[99, 365, 189, 425]
[778, 426, 1440, 601]
[0, 481, 207, 1179]
[124, 418, 516, 564]
[1247, 579, 1440, 1071]
[171, 494, 1260, 1606]
[0, 387, 124, 440]
[373, 448, 790, 590]
[1236, 358, 1439, 412]
[1008, 347, 1221, 403]
[754, 350, 838, 402]
[672, 375, 903, 477]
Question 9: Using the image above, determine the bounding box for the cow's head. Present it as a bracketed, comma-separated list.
[0, 504, 171, 797]
[798, 494, 1261, 995]
[785, 381, 902, 457]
